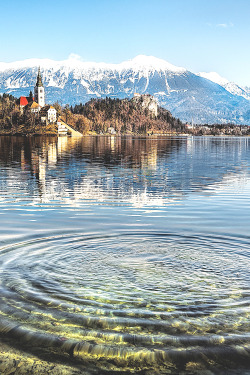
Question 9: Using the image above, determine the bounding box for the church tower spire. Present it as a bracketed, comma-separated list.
[36, 67, 43, 87]
[34, 67, 45, 107]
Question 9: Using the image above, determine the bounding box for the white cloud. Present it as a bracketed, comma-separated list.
[216, 22, 234, 28]
[217, 23, 227, 28]
[206, 22, 234, 29]
[68, 53, 82, 61]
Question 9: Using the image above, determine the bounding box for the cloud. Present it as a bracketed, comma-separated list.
[217, 23, 228, 28]
[216, 22, 234, 28]
[206, 22, 234, 29]
[68, 53, 82, 61]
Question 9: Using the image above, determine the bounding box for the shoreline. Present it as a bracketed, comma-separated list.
[0, 132, 250, 138]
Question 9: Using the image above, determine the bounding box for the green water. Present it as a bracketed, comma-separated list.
[0, 135, 250, 374]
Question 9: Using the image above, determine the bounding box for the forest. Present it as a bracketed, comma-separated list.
[0, 93, 249, 136]
[0, 93, 57, 134]
[61, 97, 185, 134]
[0, 94, 185, 135]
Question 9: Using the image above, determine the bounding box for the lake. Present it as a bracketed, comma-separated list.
[0, 135, 250, 375]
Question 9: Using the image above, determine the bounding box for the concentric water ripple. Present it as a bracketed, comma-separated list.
[0, 232, 250, 373]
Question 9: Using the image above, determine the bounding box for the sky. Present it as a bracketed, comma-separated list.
[0, 0, 250, 85]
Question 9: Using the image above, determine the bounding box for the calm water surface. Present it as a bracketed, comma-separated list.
[0, 135, 250, 374]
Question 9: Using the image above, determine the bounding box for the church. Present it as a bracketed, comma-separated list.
[18, 68, 57, 124]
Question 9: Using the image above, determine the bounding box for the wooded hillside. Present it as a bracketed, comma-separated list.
[63, 97, 185, 134]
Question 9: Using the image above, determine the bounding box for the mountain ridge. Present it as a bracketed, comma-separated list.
[0, 55, 186, 72]
[0, 55, 250, 125]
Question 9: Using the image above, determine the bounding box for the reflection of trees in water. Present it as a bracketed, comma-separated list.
[79, 136, 182, 169]
[0, 135, 182, 174]
[0, 136, 249, 206]
[0, 135, 176, 164]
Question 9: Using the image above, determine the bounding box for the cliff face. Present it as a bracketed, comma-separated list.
[1, 55, 250, 125]
[132, 94, 158, 117]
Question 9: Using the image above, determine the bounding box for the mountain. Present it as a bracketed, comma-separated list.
[197, 71, 250, 101]
[1, 55, 250, 125]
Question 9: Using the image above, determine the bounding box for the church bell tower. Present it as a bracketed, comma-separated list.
[34, 67, 45, 107]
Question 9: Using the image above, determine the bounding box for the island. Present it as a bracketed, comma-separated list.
[0, 69, 249, 137]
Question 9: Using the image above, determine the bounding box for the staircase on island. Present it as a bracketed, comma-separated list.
[57, 119, 83, 137]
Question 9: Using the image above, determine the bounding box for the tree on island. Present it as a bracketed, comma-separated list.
[29, 91, 33, 101]
[0, 93, 249, 136]
[68, 97, 185, 135]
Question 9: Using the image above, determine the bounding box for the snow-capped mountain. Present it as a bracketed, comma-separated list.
[1, 55, 250, 125]
[197, 71, 250, 101]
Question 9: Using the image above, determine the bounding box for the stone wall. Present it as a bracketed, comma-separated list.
[133, 94, 158, 117]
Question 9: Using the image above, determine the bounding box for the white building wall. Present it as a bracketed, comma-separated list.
[34, 86, 45, 107]
[47, 108, 57, 123]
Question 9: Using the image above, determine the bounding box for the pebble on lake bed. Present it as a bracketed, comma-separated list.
[0, 342, 88, 375]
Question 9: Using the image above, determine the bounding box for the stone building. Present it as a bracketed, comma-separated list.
[133, 93, 158, 117]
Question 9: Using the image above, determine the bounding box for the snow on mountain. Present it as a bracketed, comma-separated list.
[1, 55, 250, 125]
[223, 82, 250, 100]
[118, 55, 186, 73]
[197, 72, 229, 86]
[245, 86, 250, 95]
[197, 71, 250, 101]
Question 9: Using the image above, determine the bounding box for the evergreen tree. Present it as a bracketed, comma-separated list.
[29, 91, 33, 101]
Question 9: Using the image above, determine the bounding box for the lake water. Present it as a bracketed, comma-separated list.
[0, 135, 250, 374]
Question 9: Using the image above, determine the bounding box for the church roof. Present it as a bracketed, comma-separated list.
[25, 101, 40, 109]
[19, 96, 29, 106]
[40, 105, 56, 115]
[36, 67, 43, 87]
[18, 96, 34, 107]
[30, 101, 40, 108]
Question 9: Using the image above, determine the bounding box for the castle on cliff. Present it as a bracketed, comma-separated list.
[132, 93, 158, 117]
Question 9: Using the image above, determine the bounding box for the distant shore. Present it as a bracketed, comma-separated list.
[0, 130, 249, 138]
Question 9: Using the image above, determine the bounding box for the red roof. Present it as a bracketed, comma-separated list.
[20, 96, 29, 106]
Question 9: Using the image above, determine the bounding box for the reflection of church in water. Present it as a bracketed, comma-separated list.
[6, 135, 248, 208]
[18, 68, 57, 124]
[19, 136, 162, 205]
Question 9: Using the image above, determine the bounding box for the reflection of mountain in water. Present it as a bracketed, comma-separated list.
[0, 136, 249, 208]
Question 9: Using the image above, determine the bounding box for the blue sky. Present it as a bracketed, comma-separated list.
[1, 0, 250, 85]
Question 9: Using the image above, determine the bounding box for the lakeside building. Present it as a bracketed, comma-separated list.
[18, 68, 57, 123]
[40, 105, 57, 124]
